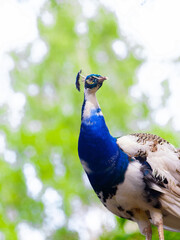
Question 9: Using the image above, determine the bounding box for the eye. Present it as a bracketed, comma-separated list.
[89, 81, 94, 84]
[87, 77, 96, 84]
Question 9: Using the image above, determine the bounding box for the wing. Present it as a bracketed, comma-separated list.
[117, 133, 180, 182]
[117, 133, 180, 227]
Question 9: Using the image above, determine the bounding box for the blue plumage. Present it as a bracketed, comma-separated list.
[78, 100, 129, 193]
[77, 72, 180, 240]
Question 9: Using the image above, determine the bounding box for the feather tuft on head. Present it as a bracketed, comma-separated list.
[75, 70, 85, 92]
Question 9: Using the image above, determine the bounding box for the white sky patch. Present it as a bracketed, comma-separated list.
[0, 0, 46, 131]
[42, 188, 66, 231]
[112, 0, 180, 60]
[79, 0, 99, 18]
[68, 198, 116, 240]
[0, 132, 17, 165]
[0, 0, 38, 54]
[24, 146, 37, 159]
[96, 51, 109, 64]
[167, 94, 180, 130]
[153, 107, 171, 126]
[0, 133, 6, 155]
[75, 21, 88, 35]
[7, 92, 26, 129]
[17, 222, 45, 240]
[23, 163, 43, 199]
[61, 103, 74, 116]
[7, 92, 26, 112]
[43, 83, 55, 98]
[4, 149, 17, 164]
[28, 84, 40, 96]
[27, 120, 42, 133]
[0, 0, 179, 132]
[136, 61, 167, 107]
[6, 207, 18, 222]
[0, 232, 5, 240]
[42, 188, 63, 205]
[109, 0, 180, 129]
[41, 10, 55, 26]
[50, 152, 66, 177]
[0, 54, 14, 106]
[112, 40, 128, 60]
[29, 39, 48, 63]
[135, 61, 180, 128]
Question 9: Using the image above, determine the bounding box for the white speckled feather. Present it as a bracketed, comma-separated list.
[117, 134, 180, 182]
[117, 133, 180, 230]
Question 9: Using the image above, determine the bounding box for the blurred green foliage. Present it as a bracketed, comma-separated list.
[0, 0, 179, 239]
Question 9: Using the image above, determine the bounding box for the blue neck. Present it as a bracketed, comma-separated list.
[78, 95, 129, 193]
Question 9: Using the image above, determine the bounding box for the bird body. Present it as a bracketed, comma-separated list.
[77, 72, 180, 240]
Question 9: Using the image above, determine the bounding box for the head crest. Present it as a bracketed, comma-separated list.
[75, 70, 85, 91]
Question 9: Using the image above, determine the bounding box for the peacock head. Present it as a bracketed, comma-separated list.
[76, 70, 107, 92]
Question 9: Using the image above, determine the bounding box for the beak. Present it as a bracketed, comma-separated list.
[98, 76, 108, 83]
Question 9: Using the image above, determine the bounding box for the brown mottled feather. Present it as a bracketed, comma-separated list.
[131, 133, 169, 145]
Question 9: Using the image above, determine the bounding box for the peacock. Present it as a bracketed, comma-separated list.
[76, 70, 180, 240]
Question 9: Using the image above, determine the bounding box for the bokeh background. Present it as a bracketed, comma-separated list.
[0, 0, 180, 239]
